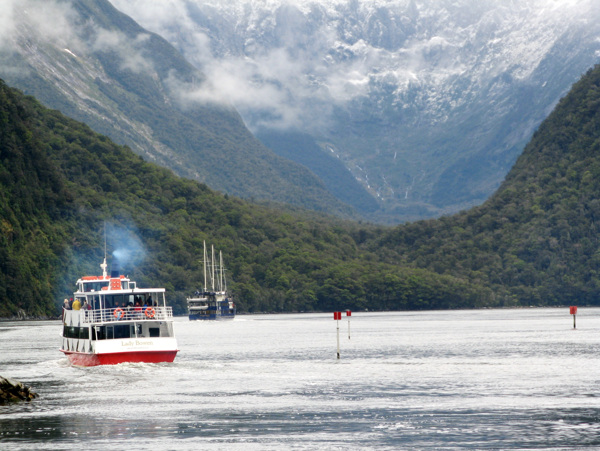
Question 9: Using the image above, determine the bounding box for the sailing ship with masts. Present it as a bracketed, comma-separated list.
[187, 241, 236, 320]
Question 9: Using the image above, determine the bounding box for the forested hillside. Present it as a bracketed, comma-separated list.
[0, 79, 487, 318]
[0, 0, 357, 219]
[3, 62, 600, 318]
[374, 64, 600, 307]
[114, 0, 600, 222]
[0, 85, 71, 316]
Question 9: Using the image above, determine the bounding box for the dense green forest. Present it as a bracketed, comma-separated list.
[372, 64, 600, 307]
[1, 0, 359, 220]
[0, 79, 489, 318]
[2, 63, 600, 318]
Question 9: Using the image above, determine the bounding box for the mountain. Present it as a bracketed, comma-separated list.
[373, 63, 600, 306]
[4, 58, 600, 317]
[0, 78, 487, 317]
[0, 0, 356, 218]
[111, 0, 600, 222]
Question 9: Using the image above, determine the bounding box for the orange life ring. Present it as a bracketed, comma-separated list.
[144, 307, 156, 318]
[113, 308, 124, 320]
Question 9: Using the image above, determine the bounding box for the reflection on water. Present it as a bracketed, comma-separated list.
[2, 309, 600, 449]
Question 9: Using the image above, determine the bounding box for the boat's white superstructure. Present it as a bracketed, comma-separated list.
[60, 258, 179, 366]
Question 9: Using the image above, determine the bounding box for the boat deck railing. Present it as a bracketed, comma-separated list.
[74, 307, 173, 323]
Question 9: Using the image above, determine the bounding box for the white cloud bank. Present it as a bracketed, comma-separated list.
[0, 0, 159, 78]
[0, 0, 79, 52]
[110, 0, 598, 133]
[3, 0, 598, 133]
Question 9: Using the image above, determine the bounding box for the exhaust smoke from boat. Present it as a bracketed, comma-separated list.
[106, 223, 146, 269]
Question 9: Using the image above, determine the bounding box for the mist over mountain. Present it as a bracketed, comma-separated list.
[112, 0, 600, 221]
[0, 0, 356, 218]
[5, 55, 600, 315]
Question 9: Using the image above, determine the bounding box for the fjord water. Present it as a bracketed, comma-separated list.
[1, 309, 600, 450]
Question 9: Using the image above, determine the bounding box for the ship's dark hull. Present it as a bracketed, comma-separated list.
[189, 310, 235, 321]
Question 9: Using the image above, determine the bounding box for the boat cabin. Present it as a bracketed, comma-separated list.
[63, 271, 176, 343]
[60, 257, 178, 366]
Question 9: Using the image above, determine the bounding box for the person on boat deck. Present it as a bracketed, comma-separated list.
[72, 298, 81, 310]
[126, 302, 134, 319]
[82, 299, 91, 310]
[113, 301, 121, 320]
[134, 301, 143, 318]
[63, 299, 71, 310]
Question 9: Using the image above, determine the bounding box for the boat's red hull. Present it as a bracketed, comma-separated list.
[60, 349, 178, 366]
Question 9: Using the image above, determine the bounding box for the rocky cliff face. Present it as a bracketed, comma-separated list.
[0, 0, 355, 218]
[112, 0, 600, 221]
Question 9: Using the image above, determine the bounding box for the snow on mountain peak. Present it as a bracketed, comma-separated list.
[110, 0, 600, 219]
[111, 0, 597, 131]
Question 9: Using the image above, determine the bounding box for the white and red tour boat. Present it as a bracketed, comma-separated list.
[60, 258, 179, 366]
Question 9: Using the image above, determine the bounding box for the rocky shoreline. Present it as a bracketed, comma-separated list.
[0, 376, 38, 404]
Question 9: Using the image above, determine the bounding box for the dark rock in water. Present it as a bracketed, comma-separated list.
[0, 376, 38, 404]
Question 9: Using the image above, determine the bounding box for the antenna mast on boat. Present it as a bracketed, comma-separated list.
[211, 244, 216, 291]
[203, 240, 207, 293]
[219, 250, 224, 292]
[100, 222, 108, 278]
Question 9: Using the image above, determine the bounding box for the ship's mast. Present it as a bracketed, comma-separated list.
[100, 223, 108, 278]
[211, 244, 216, 291]
[200, 241, 227, 293]
[203, 240, 207, 293]
[219, 250, 224, 292]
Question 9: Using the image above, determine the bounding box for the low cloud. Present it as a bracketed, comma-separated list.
[110, 0, 375, 133]
[0, 0, 156, 78]
[91, 27, 153, 73]
[5, 0, 597, 135]
[111, 0, 599, 133]
[0, 0, 79, 52]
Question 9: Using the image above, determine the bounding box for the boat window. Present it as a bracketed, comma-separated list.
[83, 281, 110, 292]
[64, 326, 76, 338]
[114, 325, 131, 339]
[93, 326, 106, 341]
[90, 325, 132, 340]
[149, 327, 160, 337]
[132, 295, 145, 306]
[63, 326, 87, 339]
[105, 294, 134, 308]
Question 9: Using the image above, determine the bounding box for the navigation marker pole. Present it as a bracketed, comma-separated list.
[570, 306, 577, 329]
[334, 311, 341, 359]
[346, 310, 352, 339]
